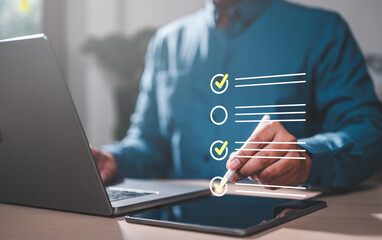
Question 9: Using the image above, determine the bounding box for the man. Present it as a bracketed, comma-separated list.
[92, 0, 382, 189]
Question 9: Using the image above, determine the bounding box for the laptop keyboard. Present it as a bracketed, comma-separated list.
[106, 189, 153, 202]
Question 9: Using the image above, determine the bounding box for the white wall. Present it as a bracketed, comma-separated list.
[64, 0, 382, 147]
[122, 0, 205, 35]
[65, 0, 122, 147]
[65, 0, 205, 147]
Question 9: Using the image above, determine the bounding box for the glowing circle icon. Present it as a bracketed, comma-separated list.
[210, 105, 228, 126]
[210, 140, 228, 161]
[209, 176, 228, 197]
[210, 73, 229, 94]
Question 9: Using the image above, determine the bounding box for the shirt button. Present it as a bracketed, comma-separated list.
[203, 154, 210, 162]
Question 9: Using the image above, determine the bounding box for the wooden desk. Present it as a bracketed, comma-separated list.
[0, 181, 381, 240]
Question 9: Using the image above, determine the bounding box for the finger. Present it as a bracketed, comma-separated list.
[91, 147, 102, 161]
[97, 158, 105, 171]
[235, 126, 298, 180]
[229, 121, 278, 170]
[92, 148, 106, 170]
[259, 161, 301, 187]
[247, 120, 298, 160]
[103, 170, 111, 184]
[237, 121, 275, 157]
[103, 166, 116, 184]
[226, 152, 237, 169]
[263, 168, 299, 187]
[100, 171, 107, 182]
[248, 175, 259, 182]
[236, 144, 289, 179]
[255, 151, 301, 182]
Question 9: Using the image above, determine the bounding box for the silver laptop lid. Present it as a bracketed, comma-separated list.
[0, 34, 112, 215]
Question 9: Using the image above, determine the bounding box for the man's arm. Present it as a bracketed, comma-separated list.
[101, 35, 171, 179]
[300, 14, 382, 189]
[225, 13, 382, 189]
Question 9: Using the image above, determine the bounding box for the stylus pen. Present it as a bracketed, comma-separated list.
[217, 114, 271, 191]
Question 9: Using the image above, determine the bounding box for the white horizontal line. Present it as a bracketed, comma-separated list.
[235, 149, 306, 152]
[235, 183, 307, 190]
[235, 141, 306, 144]
[235, 73, 306, 81]
[235, 119, 306, 123]
[235, 104, 306, 109]
[0, 33, 45, 43]
[235, 80, 306, 88]
[235, 111, 306, 116]
[235, 190, 306, 198]
[235, 156, 306, 160]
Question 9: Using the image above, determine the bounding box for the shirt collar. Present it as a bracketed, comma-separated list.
[205, 0, 274, 29]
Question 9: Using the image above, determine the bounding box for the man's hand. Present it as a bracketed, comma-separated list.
[91, 147, 118, 184]
[226, 121, 311, 188]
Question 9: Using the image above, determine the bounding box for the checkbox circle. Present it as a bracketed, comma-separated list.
[210, 73, 229, 94]
[209, 176, 228, 197]
[210, 140, 228, 161]
[210, 105, 228, 126]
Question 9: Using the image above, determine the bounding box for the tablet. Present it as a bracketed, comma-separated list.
[125, 195, 326, 237]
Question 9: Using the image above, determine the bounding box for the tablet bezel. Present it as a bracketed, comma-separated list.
[125, 195, 327, 237]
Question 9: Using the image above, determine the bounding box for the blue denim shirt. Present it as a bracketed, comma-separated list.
[104, 0, 382, 188]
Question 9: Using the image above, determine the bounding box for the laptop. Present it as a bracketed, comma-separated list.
[0, 34, 209, 216]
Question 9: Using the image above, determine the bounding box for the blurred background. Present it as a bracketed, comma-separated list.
[1, 0, 382, 147]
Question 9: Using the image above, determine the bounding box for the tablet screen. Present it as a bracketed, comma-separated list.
[126, 195, 326, 236]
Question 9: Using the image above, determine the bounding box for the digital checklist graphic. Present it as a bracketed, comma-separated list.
[209, 72, 308, 197]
